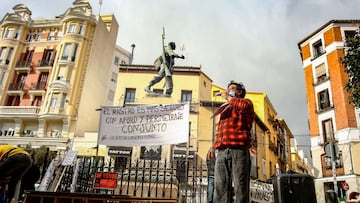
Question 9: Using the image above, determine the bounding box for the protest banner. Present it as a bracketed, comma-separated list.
[98, 103, 189, 146]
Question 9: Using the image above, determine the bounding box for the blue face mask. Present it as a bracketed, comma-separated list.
[229, 91, 235, 97]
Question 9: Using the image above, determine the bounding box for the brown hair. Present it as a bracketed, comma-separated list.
[349, 192, 360, 200]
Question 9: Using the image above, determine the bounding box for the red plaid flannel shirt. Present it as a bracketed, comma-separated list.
[213, 97, 255, 149]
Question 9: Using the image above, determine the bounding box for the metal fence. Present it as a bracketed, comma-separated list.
[54, 156, 208, 202]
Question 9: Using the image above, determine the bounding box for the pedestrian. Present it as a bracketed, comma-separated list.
[349, 191, 360, 201]
[208, 80, 255, 203]
[144, 42, 185, 97]
[206, 147, 215, 203]
[0, 145, 32, 203]
[18, 155, 40, 202]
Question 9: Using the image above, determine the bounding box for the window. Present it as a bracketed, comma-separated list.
[181, 90, 192, 103]
[26, 32, 35, 42]
[57, 66, 68, 81]
[108, 89, 115, 101]
[24, 50, 34, 66]
[6, 48, 13, 64]
[114, 56, 119, 65]
[38, 72, 48, 88]
[111, 72, 117, 83]
[0, 70, 6, 86]
[315, 63, 327, 83]
[324, 155, 343, 170]
[78, 24, 85, 34]
[16, 73, 27, 89]
[125, 88, 136, 102]
[47, 31, 55, 41]
[71, 43, 78, 61]
[42, 49, 54, 66]
[35, 32, 42, 41]
[262, 159, 266, 176]
[56, 31, 62, 40]
[6, 96, 20, 106]
[312, 40, 325, 59]
[62, 43, 71, 60]
[5, 28, 13, 38]
[213, 90, 220, 97]
[0, 47, 6, 63]
[32, 96, 42, 106]
[50, 97, 57, 108]
[140, 145, 162, 160]
[322, 118, 334, 142]
[318, 89, 331, 110]
[14, 29, 19, 39]
[68, 23, 76, 33]
[60, 93, 67, 108]
[344, 30, 356, 40]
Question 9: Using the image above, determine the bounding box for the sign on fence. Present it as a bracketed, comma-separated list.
[250, 181, 274, 203]
[62, 150, 77, 166]
[98, 104, 190, 146]
[93, 172, 118, 189]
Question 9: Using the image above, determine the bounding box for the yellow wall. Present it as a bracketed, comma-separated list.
[117, 65, 213, 162]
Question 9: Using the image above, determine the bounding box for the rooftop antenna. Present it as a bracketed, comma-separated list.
[98, 0, 103, 16]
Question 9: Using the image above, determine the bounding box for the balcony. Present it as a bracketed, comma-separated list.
[316, 104, 334, 114]
[37, 60, 54, 71]
[0, 106, 40, 116]
[321, 154, 344, 177]
[311, 50, 326, 61]
[269, 140, 277, 152]
[57, 56, 76, 64]
[15, 61, 32, 72]
[8, 82, 25, 91]
[29, 82, 47, 93]
[313, 75, 330, 86]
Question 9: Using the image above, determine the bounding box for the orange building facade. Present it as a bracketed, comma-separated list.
[298, 20, 360, 202]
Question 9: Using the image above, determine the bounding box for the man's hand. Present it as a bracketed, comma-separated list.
[180, 55, 185, 59]
[207, 147, 215, 160]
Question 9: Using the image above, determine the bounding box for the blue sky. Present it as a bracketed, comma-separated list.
[2, 0, 360, 158]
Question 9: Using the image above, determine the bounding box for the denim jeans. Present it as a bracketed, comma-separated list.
[207, 176, 215, 203]
[214, 148, 250, 203]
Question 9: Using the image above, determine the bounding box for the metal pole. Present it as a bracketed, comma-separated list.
[330, 141, 338, 195]
[70, 158, 81, 193]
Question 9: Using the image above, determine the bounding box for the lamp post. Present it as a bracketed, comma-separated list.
[130, 44, 135, 65]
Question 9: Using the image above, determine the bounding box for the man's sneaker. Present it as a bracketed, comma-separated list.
[164, 94, 171, 97]
[144, 86, 151, 92]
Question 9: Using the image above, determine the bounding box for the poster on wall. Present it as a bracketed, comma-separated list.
[98, 103, 190, 146]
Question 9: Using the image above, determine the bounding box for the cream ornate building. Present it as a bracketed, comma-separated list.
[0, 0, 129, 152]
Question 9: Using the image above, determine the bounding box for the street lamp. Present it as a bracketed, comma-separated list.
[130, 44, 135, 65]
